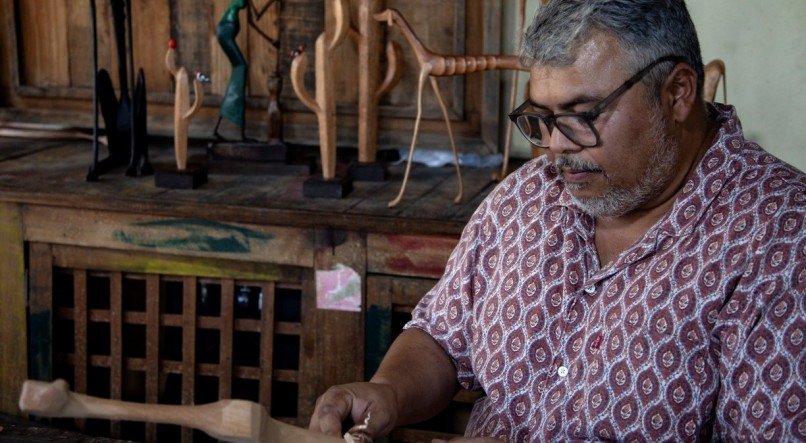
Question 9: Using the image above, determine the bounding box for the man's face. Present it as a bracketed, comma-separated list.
[528, 35, 680, 218]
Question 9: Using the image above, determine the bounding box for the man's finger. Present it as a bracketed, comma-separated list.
[310, 388, 353, 437]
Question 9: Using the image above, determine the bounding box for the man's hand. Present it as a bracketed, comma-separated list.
[309, 329, 459, 439]
[309, 381, 398, 438]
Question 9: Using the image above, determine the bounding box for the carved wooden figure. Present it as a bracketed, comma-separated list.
[375, 8, 528, 207]
[290, 0, 402, 192]
[155, 39, 209, 189]
[295, 0, 351, 196]
[165, 39, 205, 171]
[290, 0, 348, 187]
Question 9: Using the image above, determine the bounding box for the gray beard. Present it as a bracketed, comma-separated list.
[556, 116, 680, 218]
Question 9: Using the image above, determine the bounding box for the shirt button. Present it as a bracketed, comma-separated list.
[584, 285, 596, 294]
[557, 366, 568, 377]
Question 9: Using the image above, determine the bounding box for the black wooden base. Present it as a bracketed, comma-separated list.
[154, 165, 208, 189]
[208, 141, 287, 162]
[348, 161, 388, 182]
[303, 175, 353, 198]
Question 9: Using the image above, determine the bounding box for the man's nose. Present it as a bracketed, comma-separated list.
[546, 127, 582, 155]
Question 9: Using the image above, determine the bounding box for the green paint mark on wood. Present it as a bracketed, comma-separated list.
[113, 218, 274, 253]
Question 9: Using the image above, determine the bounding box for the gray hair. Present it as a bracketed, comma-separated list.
[520, 0, 704, 104]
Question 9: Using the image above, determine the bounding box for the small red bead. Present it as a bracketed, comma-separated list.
[168, 39, 177, 49]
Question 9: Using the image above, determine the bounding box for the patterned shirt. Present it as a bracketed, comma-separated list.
[407, 104, 806, 441]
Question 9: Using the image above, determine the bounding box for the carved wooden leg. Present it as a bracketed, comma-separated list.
[388, 68, 429, 208]
[430, 76, 463, 205]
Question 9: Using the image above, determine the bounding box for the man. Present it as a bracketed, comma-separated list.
[310, 1, 806, 441]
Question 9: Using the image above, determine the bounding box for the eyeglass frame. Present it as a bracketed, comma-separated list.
[508, 55, 687, 148]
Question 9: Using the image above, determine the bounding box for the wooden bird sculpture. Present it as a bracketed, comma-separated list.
[375, 8, 528, 207]
[165, 39, 207, 171]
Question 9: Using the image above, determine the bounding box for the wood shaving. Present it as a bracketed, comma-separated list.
[343, 411, 372, 443]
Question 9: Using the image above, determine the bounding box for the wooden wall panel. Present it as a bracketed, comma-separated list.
[90, 0, 120, 90]
[67, 2, 94, 88]
[308, 230, 366, 402]
[246, 1, 281, 97]
[211, 0, 238, 97]
[19, 0, 70, 88]
[131, 0, 173, 93]
[0, 202, 26, 414]
[3, 0, 503, 151]
[383, 0, 464, 118]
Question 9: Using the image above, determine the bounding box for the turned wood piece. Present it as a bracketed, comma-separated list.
[704, 59, 726, 103]
[18, 379, 345, 443]
[375, 8, 527, 207]
[352, 0, 404, 180]
[165, 39, 205, 171]
[357, 0, 381, 164]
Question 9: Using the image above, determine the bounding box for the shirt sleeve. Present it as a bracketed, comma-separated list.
[713, 206, 806, 440]
[404, 185, 502, 392]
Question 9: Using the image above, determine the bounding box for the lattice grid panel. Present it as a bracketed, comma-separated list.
[51, 268, 303, 442]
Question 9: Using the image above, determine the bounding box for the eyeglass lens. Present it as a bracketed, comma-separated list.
[514, 114, 597, 147]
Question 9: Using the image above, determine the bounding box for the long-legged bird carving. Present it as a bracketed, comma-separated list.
[375, 8, 528, 207]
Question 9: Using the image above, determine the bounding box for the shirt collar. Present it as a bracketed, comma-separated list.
[654, 103, 744, 238]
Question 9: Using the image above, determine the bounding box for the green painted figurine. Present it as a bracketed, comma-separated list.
[213, 0, 249, 140]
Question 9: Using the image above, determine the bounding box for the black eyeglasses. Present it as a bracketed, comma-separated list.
[508, 55, 686, 148]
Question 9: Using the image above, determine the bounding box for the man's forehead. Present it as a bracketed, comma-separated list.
[529, 36, 626, 100]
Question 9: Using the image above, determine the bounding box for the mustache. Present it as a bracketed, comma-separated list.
[553, 155, 604, 173]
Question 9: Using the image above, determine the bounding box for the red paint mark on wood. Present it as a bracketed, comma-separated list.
[383, 234, 457, 251]
[385, 256, 446, 279]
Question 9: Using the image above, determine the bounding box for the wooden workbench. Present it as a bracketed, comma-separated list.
[0, 137, 498, 442]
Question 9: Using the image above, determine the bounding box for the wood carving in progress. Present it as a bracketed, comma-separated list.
[165, 39, 206, 172]
[375, 8, 528, 207]
[18, 379, 352, 443]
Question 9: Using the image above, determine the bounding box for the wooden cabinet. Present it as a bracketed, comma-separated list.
[0, 0, 504, 153]
[0, 138, 496, 441]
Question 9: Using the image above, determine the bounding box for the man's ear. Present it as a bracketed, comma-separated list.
[662, 63, 699, 123]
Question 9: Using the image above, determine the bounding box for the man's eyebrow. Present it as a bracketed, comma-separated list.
[529, 94, 604, 112]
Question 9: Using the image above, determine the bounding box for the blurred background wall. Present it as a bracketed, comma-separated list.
[502, 0, 806, 171]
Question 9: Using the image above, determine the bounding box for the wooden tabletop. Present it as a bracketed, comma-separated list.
[0, 137, 502, 236]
